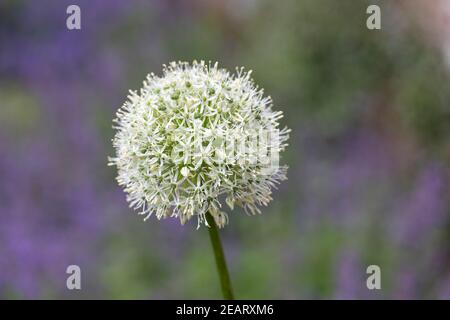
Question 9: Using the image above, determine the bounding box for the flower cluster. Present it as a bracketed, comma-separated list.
[110, 61, 290, 227]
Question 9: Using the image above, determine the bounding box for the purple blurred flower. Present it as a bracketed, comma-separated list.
[391, 165, 447, 247]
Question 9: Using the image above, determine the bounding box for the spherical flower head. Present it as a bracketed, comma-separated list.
[109, 61, 290, 228]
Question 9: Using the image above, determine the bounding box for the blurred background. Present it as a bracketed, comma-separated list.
[0, 0, 449, 299]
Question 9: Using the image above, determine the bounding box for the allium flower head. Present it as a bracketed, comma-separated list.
[110, 61, 290, 228]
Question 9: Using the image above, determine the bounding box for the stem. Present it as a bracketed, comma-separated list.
[206, 212, 234, 300]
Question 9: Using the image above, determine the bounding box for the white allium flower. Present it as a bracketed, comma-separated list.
[109, 61, 290, 228]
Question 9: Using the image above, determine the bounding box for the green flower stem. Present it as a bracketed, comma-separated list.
[206, 212, 234, 300]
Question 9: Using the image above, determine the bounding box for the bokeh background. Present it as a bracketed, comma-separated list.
[1, 0, 449, 299]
